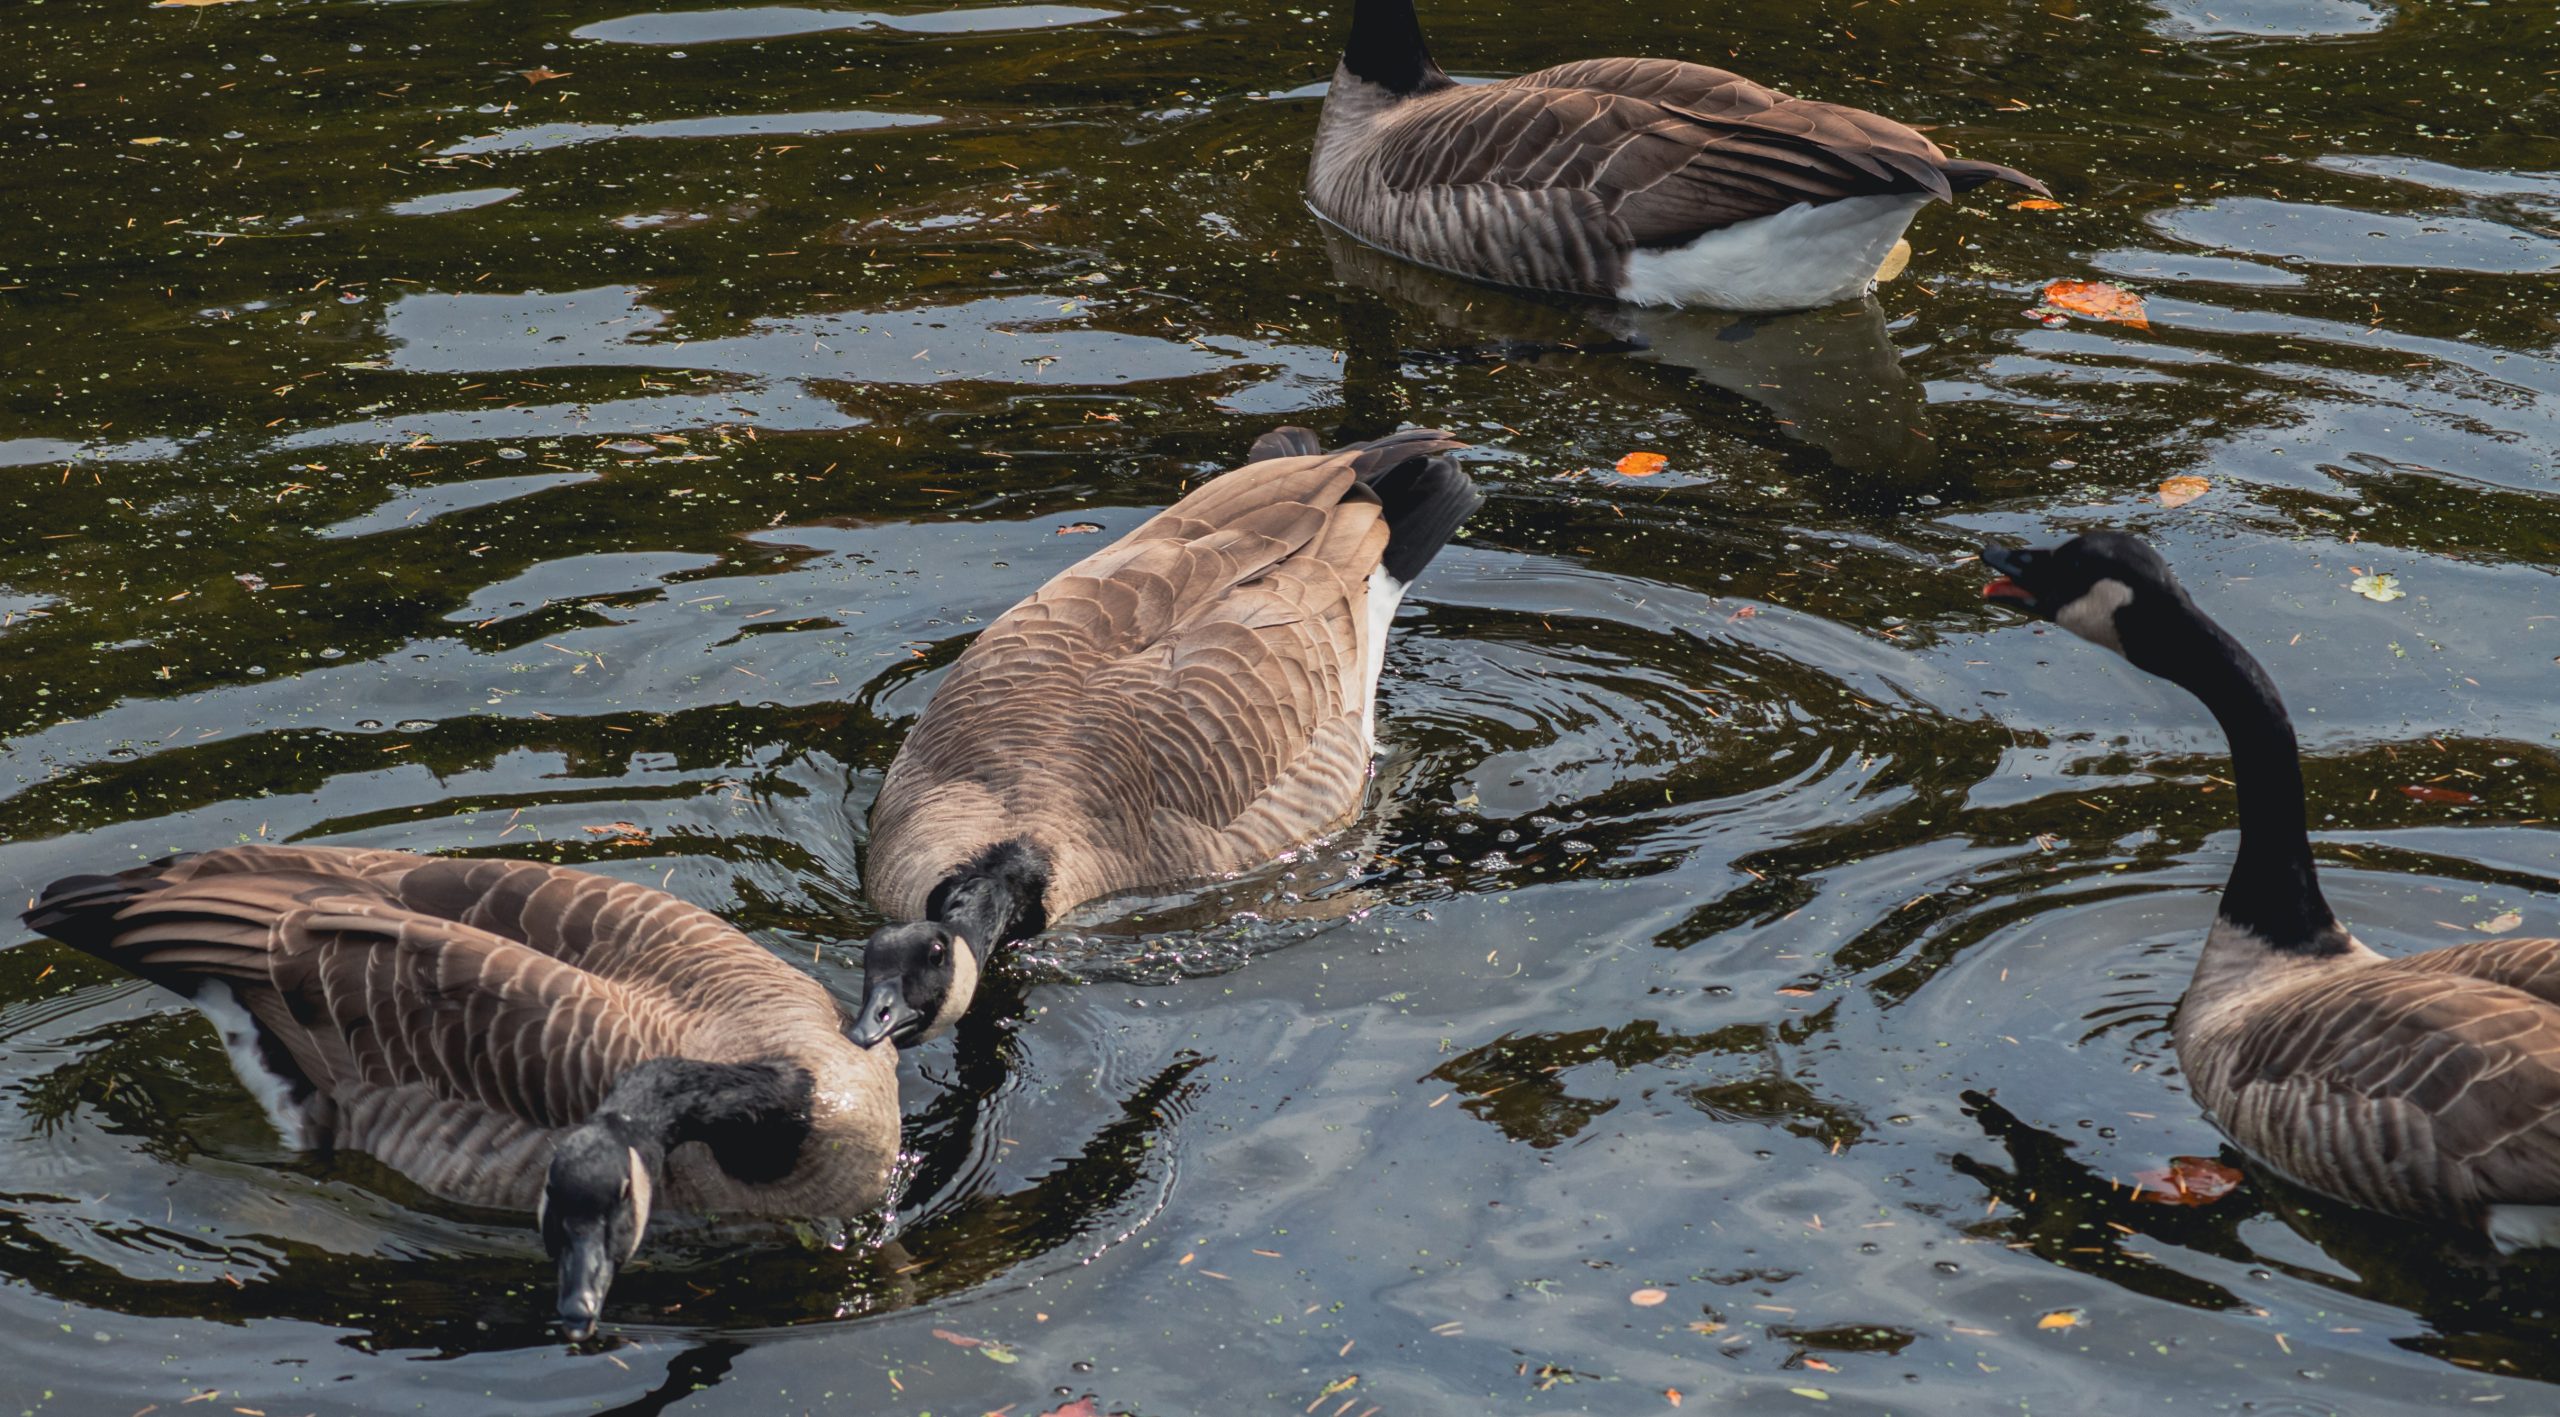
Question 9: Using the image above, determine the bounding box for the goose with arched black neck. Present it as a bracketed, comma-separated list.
[1984, 531, 2560, 1252]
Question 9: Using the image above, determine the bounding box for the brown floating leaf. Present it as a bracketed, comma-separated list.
[152, 0, 247, 7]
[2132, 1155, 2245, 1206]
[2011, 198, 2065, 211]
[2043, 279, 2150, 330]
[928, 1327, 984, 1349]
[2478, 910, 2525, 934]
[519, 66, 572, 84]
[2401, 784, 2477, 805]
[1630, 1288, 1669, 1307]
[2157, 475, 2210, 509]
[1615, 451, 1668, 477]
[1056, 521, 1104, 535]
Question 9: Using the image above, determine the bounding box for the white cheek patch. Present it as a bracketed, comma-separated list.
[2054, 577, 2134, 653]
[924, 938, 981, 1042]
[624, 1147, 654, 1260]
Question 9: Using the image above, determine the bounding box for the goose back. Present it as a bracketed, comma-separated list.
[24, 845, 898, 1217]
[867, 429, 1470, 924]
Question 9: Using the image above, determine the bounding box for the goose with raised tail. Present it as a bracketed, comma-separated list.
[1983, 531, 2560, 1251]
[855, 427, 1480, 1048]
[17, 845, 904, 1338]
[1305, 0, 2049, 311]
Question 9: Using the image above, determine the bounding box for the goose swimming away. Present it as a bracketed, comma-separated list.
[1984, 531, 2560, 1252]
[1306, 0, 2048, 311]
[19, 845, 903, 1339]
[855, 426, 1481, 1047]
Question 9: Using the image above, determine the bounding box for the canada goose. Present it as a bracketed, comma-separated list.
[1982, 531, 2560, 1252]
[1306, 0, 2049, 312]
[855, 427, 1481, 1047]
[18, 844, 901, 1337]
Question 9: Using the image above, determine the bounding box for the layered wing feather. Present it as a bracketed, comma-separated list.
[24, 848, 841, 1152]
[868, 431, 1463, 919]
[2197, 939, 2560, 1221]
[1373, 61, 2034, 245]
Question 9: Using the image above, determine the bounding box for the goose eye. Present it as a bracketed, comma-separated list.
[928, 941, 946, 962]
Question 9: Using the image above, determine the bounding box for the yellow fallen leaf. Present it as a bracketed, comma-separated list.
[2038, 1309, 2082, 1330]
[152, 0, 247, 7]
[2011, 198, 2065, 211]
[1615, 451, 1668, 477]
[2157, 475, 2210, 508]
[130, 136, 170, 146]
[2478, 910, 2524, 934]
[1874, 238, 1912, 283]
[2043, 279, 2150, 330]
[1630, 1288, 1669, 1307]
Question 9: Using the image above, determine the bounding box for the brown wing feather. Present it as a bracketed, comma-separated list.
[29, 847, 838, 1131]
[868, 434, 1457, 918]
[1365, 60, 2031, 246]
[2202, 947, 2560, 1220]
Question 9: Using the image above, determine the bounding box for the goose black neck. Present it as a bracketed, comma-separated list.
[2148, 606, 2349, 956]
[927, 838, 1051, 963]
[1345, 0, 1444, 96]
[591, 1058, 815, 1183]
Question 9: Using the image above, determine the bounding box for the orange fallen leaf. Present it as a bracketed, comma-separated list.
[1665, 1390, 1683, 1407]
[2011, 198, 2065, 211]
[2157, 475, 2210, 509]
[1775, 986, 1816, 998]
[2401, 784, 2477, 805]
[1056, 521, 1104, 535]
[519, 66, 572, 84]
[1802, 1357, 1838, 1372]
[152, 0, 246, 6]
[2132, 1155, 2245, 1206]
[929, 1328, 985, 1349]
[1039, 1400, 1102, 1417]
[2037, 1309, 2082, 1330]
[1615, 451, 1669, 477]
[1630, 1288, 1669, 1306]
[2042, 279, 2150, 330]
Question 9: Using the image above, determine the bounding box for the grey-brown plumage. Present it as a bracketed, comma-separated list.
[855, 428, 1478, 1044]
[21, 845, 899, 1218]
[1308, 1, 2047, 310]
[1983, 530, 2560, 1251]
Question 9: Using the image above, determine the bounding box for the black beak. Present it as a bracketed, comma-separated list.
[1979, 542, 2038, 609]
[555, 1232, 618, 1343]
[851, 978, 919, 1050]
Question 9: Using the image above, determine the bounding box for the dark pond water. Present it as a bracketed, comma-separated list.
[5, 0, 2558, 1412]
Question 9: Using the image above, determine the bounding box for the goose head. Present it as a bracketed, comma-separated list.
[541, 1127, 655, 1342]
[853, 921, 979, 1049]
[1980, 530, 2196, 674]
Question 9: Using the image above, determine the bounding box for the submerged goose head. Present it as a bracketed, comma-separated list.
[541, 1127, 656, 1342]
[854, 920, 978, 1050]
[1979, 531, 2192, 671]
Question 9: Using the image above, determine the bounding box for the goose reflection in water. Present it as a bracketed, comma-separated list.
[1321, 228, 1934, 474]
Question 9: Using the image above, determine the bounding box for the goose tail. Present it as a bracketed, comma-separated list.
[1353, 433, 1480, 585]
[22, 866, 163, 955]
[1942, 158, 2050, 198]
